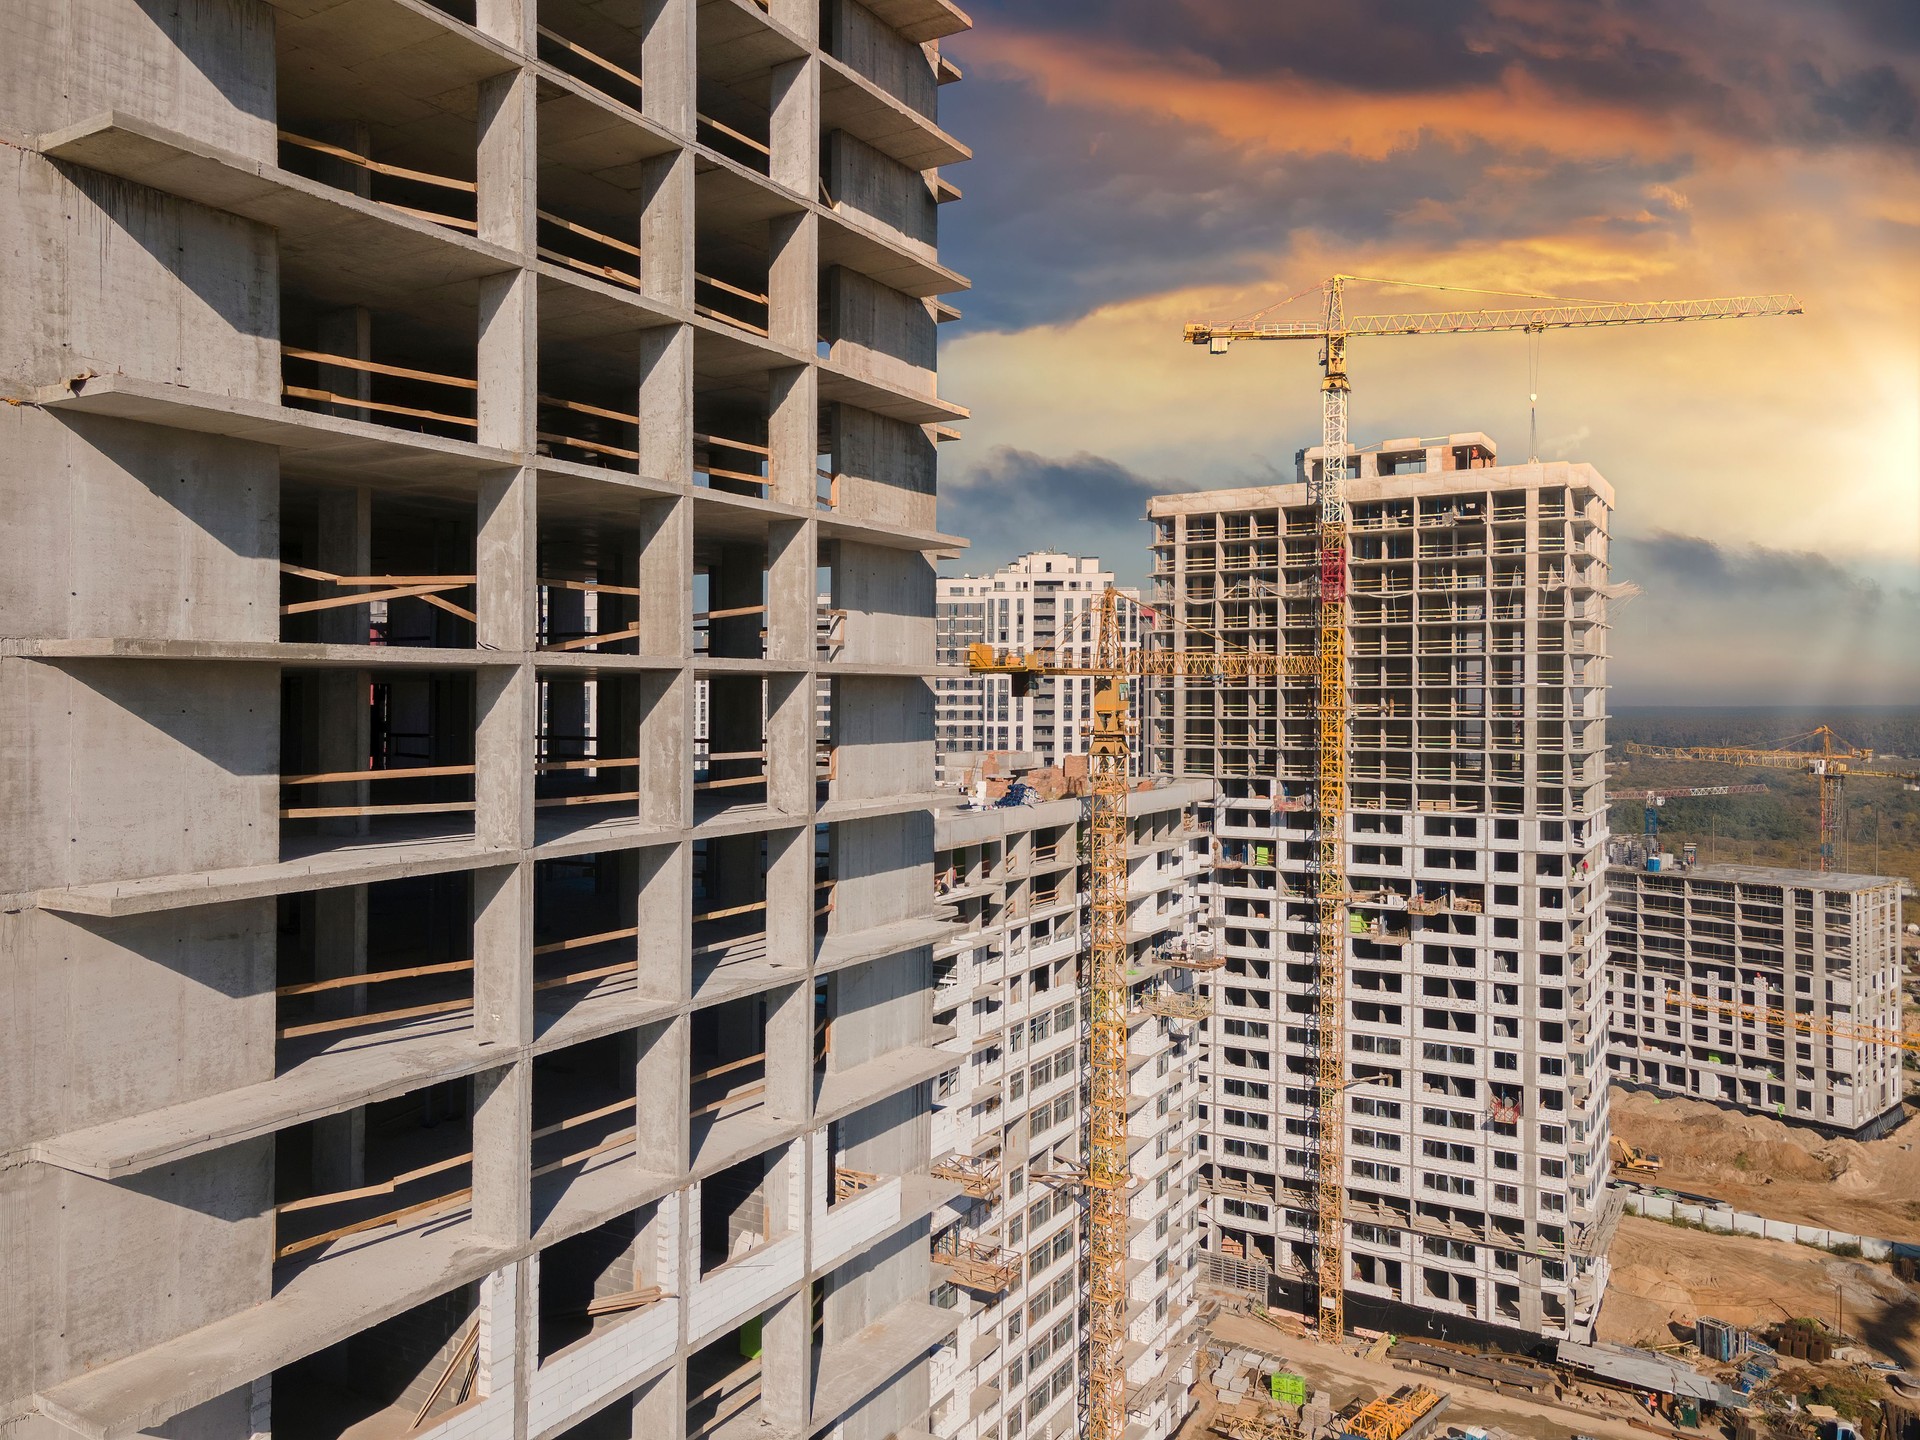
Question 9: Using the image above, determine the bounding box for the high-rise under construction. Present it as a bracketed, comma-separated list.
[1149, 433, 1619, 1343]
[0, 0, 971, 1435]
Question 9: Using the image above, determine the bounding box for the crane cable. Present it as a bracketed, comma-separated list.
[1528, 328, 1543, 463]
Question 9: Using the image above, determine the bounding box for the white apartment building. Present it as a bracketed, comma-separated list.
[935, 554, 1144, 782]
[926, 783, 1215, 1440]
[1605, 861, 1907, 1136]
[1148, 434, 1617, 1344]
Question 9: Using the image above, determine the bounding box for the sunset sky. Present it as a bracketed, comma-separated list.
[931, 1, 1920, 708]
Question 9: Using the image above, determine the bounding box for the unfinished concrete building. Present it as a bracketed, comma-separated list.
[927, 783, 1214, 1440]
[1, 0, 972, 1436]
[1148, 434, 1618, 1344]
[1605, 862, 1906, 1136]
[933, 554, 1144, 784]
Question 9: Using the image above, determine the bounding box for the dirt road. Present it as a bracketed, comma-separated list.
[1610, 1089, 1920, 1242]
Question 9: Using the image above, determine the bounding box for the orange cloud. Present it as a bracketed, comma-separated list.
[967, 28, 1705, 165]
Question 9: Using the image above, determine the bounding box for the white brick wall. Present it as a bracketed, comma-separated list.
[524, 1300, 679, 1438]
[814, 1179, 903, 1273]
[413, 1390, 514, 1440]
[686, 1230, 805, 1345]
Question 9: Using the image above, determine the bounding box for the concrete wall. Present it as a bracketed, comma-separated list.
[1, 659, 280, 888]
[832, 409, 938, 532]
[0, 0, 274, 152]
[0, 411, 278, 643]
[0, 901, 275, 1148]
[0, 1144, 274, 1414]
[0, 155, 279, 399]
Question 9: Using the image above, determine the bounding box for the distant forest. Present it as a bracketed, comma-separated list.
[1613, 707, 1920, 759]
[1608, 707, 1920, 899]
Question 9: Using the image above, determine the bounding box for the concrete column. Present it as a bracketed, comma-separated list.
[474, 861, 533, 1047]
[472, 1062, 533, 1246]
[476, 464, 537, 654]
[311, 886, 369, 1190]
[641, 0, 698, 138]
[474, 0, 537, 53]
[475, 463, 537, 849]
[768, 365, 819, 510]
[636, 1016, 690, 1175]
[307, 122, 374, 198]
[764, 980, 812, 1126]
[764, 825, 812, 970]
[768, 55, 819, 199]
[639, 670, 693, 830]
[314, 308, 372, 419]
[764, 518, 814, 663]
[767, 213, 819, 354]
[477, 666, 535, 852]
[314, 488, 373, 834]
[758, 1285, 810, 1439]
[631, 1365, 682, 1440]
[638, 842, 692, 1004]
[637, 497, 691, 659]
[638, 325, 693, 483]
[764, 673, 814, 819]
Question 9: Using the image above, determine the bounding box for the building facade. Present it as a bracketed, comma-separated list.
[1, 1, 970, 1437]
[1605, 861, 1907, 1135]
[1148, 434, 1617, 1343]
[927, 783, 1214, 1440]
[934, 554, 1144, 783]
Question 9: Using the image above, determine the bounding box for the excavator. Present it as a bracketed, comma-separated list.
[1610, 1137, 1664, 1177]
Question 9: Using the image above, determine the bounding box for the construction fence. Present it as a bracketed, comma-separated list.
[1620, 1190, 1895, 1259]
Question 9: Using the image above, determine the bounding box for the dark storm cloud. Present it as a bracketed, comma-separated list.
[1625, 532, 1893, 608]
[958, 0, 1920, 152]
[961, 0, 1503, 91]
[939, 67, 1694, 333]
[938, 447, 1171, 585]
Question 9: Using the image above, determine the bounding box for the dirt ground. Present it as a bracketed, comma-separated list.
[1187, 1312, 1688, 1440]
[1598, 1214, 1920, 1364]
[1610, 1088, 1920, 1242]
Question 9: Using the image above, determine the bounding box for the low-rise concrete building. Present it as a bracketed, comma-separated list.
[1605, 861, 1907, 1135]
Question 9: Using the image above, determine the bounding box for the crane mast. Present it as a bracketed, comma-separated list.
[1184, 273, 1800, 1342]
[1309, 279, 1352, 1337]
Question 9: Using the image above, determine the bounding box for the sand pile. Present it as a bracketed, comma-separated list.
[1611, 1088, 1920, 1240]
[1599, 1217, 1920, 1364]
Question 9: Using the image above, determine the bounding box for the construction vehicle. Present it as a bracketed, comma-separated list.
[1184, 274, 1800, 1340]
[1624, 728, 1917, 871]
[1638, 784, 1768, 867]
[1610, 1137, 1665, 1176]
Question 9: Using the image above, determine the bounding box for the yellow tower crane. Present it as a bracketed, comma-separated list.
[1659, 991, 1920, 1055]
[1624, 728, 1917, 871]
[1182, 275, 1802, 1340]
[968, 592, 1313, 1440]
